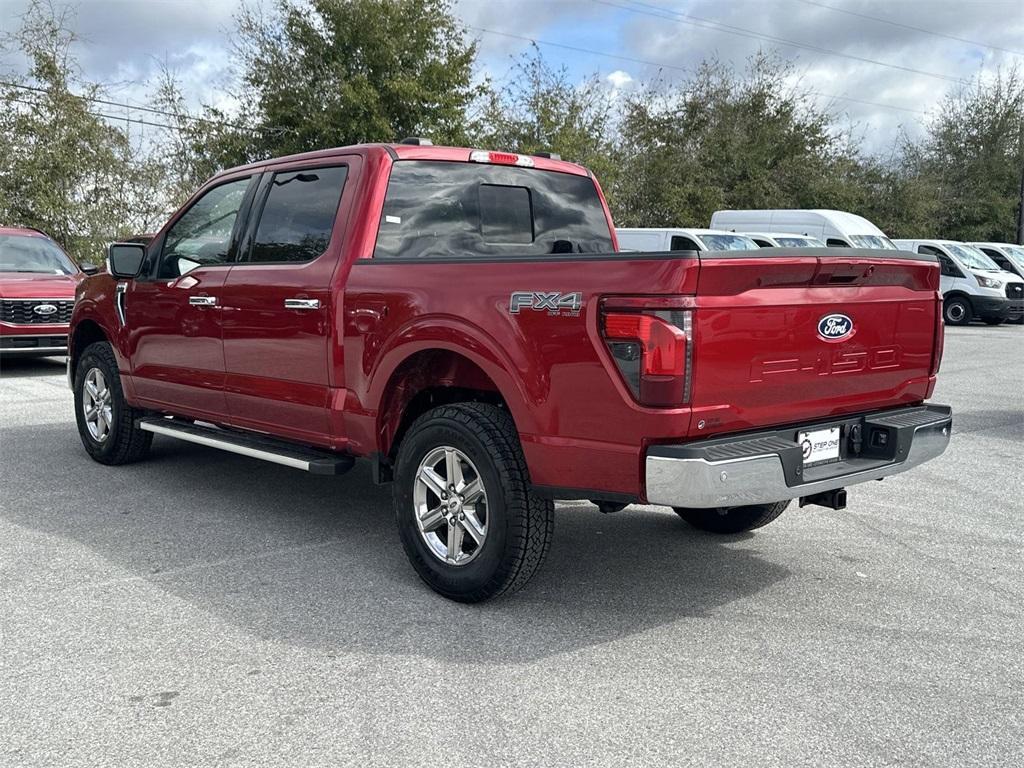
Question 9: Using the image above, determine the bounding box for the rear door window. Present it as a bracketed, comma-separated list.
[248, 166, 348, 263]
[373, 161, 613, 258]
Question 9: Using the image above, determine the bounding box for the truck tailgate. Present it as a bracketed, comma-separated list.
[690, 248, 941, 438]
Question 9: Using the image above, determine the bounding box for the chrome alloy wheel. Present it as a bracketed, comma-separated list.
[413, 446, 488, 566]
[82, 367, 113, 443]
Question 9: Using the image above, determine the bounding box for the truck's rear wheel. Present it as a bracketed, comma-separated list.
[673, 501, 789, 534]
[393, 403, 554, 602]
[943, 297, 971, 326]
[74, 341, 152, 465]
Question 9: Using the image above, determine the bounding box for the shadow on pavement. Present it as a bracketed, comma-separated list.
[1, 422, 791, 663]
[0, 355, 66, 379]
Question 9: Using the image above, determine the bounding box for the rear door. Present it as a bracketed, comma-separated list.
[219, 159, 356, 447]
[689, 248, 941, 437]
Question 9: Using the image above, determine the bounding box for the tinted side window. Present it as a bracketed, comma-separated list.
[751, 238, 773, 248]
[374, 161, 613, 258]
[669, 236, 701, 251]
[922, 246, 962, 278]
[250, 166, 348, 263]
[826, 238, 850, 247]
[160, 177, 251, 278]
[980, 248, 1009, 269]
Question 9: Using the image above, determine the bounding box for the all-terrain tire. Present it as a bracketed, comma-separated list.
[393, 402, 554, 602]
[74, 341, 152, 465]
[673, 501, 790, 534]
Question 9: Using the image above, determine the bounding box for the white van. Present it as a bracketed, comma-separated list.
[710, 209, 896, 249]
[892, 239, 1024, 326]
[743, 232, 826, 248]
[616, 227, 758, 252]
[970, 242, 1024, 281]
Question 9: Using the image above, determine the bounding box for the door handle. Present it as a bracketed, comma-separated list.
[189, 295, 218, 307]
[284, 298, 321, 310]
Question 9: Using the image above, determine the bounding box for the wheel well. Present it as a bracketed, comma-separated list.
[70, 320, 108, 374]
[378, 350, 510, 475]
[943, 292, 972, 306]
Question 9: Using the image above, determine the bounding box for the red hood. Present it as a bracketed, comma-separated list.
[0, 272, 81, 299]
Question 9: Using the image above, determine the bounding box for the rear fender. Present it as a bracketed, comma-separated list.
[357, 316, 538, 452]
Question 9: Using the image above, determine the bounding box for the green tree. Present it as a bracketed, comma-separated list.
[0, 1, 143, 261]
[613, 54, 870, 228]
[194, 0, 481, 169]
[902, 68, 1024, 242]
[475, 48, 620, 203]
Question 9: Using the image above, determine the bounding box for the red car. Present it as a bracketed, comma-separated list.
[67, 142, 952, 601]
[0, 227, 96, 356]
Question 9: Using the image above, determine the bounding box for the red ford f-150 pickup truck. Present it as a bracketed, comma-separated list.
[68, 141, 952, 601]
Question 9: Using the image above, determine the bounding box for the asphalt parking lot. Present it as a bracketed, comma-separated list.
[1, 326, 1022, 767]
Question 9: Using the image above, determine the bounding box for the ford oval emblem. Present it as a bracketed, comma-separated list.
[818, 313, 854, 341]
[33, 303, 58, 316]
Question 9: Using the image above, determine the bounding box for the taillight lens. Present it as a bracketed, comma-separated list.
[468, 150, 535, 167]
[602, 310, 693, 406]
[931, 295, 945, 375]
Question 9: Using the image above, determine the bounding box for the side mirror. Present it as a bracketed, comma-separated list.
[107, 243, 146, 279]
[80, 262, 100, 275]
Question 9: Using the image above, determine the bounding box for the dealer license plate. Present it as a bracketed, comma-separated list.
[798, 426, 841, 466]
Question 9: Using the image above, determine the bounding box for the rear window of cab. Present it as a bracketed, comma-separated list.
[372, 160, 613, 259]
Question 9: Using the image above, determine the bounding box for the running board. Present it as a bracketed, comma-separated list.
[138, 418, 355, 475]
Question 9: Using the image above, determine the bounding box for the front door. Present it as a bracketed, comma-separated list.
[128, 175, 255, 421]
[220, 162, 353, 447]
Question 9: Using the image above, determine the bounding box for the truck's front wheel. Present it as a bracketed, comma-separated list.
[73, 341, 152, 465]
[673, 501, 789, 534]
[393, 403, 554, 602]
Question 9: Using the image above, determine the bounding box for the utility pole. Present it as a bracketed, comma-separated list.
[1018, 160, 1024, 244]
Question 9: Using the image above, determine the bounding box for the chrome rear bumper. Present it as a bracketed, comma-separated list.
[645, 404, 952, 509]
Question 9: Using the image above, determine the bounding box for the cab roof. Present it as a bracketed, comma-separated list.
[215, 143, 591, 179]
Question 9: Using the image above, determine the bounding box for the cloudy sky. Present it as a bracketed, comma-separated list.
[1, 0, 1022, 154]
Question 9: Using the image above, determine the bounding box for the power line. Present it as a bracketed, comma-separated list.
[470, 26, 928, 117]
[8, 94, 179, 129]
[592, 0, 971, 86]
[793, 0, 1024, 58]
[0, 79, 288, 134]
[470, 25, 693, 72]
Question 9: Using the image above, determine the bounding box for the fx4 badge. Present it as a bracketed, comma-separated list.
[510, 291, 583, 316]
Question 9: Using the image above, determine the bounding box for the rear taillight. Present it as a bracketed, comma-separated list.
[931, 295, 945, 375]
[602, 309, 693, 407]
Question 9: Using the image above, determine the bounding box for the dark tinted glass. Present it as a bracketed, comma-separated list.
[373, 161, 613, 258]
[670, 236, 700, 251]
[479, 184, 533, 243]
[936, 255, 962, 277]
[251, 166, 348, 263]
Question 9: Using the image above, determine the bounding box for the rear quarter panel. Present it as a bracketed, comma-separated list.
[342, 255, 700, 497]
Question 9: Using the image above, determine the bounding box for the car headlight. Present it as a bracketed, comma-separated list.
[976, 275, 1001, 289]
